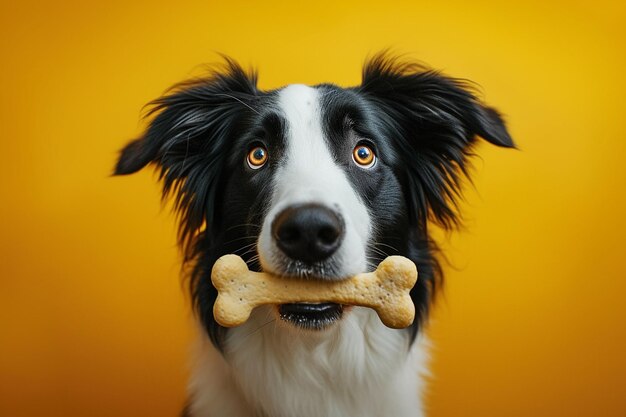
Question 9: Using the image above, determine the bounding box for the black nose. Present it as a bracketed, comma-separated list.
[272, 204, 345, 263]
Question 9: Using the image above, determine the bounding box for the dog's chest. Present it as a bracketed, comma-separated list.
[189, 307, 428, 417]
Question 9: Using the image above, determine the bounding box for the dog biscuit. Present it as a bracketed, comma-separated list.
[211, 255, 418, 329]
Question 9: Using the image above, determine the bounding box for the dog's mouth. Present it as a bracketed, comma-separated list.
[278, 303, 344, 330]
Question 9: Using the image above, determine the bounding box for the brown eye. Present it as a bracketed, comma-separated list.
[247, 146, 268, 169]
[352, 144, 376, 168]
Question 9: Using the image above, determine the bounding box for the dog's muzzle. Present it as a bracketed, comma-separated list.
[270, 203, 346, 329]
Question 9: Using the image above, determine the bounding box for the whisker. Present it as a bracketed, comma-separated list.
[223, 235, 257, 246]
[240, 318, 277, 341]
[239, 248, 259, 259]
[246, 255, 261, 268]
[225, 223, 262, 232]
[367, 246, 389, 258]
[373, 242, 400, 252]
[235, 241, 258, 250]
[366, 244, 390, 258]
[232, 243, 258, 256]
[365, 257, 383, 271]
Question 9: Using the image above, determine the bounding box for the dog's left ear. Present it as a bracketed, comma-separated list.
[359, 54, 515, 227]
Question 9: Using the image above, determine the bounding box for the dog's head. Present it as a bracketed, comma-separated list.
[114, 54, 513, 348]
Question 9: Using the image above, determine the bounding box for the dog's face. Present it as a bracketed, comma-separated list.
[115, 55, 513, 346]
[225, 83, 410, 329]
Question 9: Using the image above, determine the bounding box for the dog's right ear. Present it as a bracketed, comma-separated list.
[114, 58, 258, 176]
[113, 58, 258, 250]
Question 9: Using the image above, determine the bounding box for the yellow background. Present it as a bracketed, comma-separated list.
[1, 1, 625, 416]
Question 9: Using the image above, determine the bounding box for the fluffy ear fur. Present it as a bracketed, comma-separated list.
[358, 53, 515, 229]
[114, 58, 258, 249]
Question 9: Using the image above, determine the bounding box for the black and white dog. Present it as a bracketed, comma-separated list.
[115, 53, 514, 417]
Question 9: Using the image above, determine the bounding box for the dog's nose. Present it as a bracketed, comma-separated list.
[272, 204, 345, 263]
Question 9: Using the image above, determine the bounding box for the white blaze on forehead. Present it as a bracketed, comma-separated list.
[275, 84, 336, 201]
[256, 84, 371, 277]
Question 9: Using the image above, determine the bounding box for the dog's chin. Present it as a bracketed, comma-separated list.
[272, 263, 348, 331]
[277, 303, 345, 330]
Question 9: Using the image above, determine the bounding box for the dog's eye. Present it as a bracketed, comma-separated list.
[247, 146, 268, 169]
[352, 144, 376, 168]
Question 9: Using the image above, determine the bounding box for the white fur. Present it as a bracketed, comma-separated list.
[189, 309, 429, 417]
[187, 84, 428, 417]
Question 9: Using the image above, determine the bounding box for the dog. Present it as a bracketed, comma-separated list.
[114, 52, 514, 417]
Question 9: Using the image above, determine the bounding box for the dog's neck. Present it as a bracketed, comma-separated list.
[187, 307, 428, 417]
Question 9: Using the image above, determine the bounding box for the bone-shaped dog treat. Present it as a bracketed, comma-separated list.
[211, 255, 418, 329]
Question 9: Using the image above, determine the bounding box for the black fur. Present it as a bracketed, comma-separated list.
[114, 52, 514, 351]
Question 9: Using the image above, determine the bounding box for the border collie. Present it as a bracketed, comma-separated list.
[114, 53, 514, 417]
